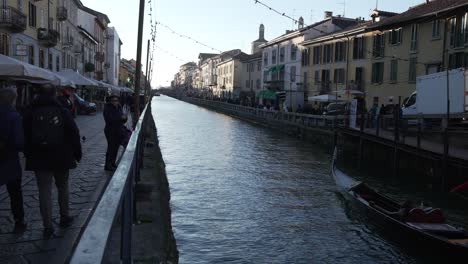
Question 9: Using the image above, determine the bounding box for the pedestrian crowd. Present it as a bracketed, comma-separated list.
[0, 85, 130, 238]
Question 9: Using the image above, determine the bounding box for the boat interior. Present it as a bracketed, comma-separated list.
[350, 183, 468, 242]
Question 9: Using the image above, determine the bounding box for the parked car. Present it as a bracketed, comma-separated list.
[73, 93, 97, 115]
[323, 102, 347, 115]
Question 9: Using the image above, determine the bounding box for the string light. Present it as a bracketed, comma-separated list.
[253, 0, 299, 25]
[156, 21, 223, 53]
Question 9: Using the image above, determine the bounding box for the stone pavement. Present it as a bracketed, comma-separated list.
[0, 112, 114, 264]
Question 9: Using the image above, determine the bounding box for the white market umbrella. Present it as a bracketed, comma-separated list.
[332, 89, 365, 95]
[308, 94, 339, 102]
[0, 54, 60, 84]
[57, 69, 99, 86]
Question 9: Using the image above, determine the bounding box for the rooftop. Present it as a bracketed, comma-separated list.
[369, 0, 468, 30]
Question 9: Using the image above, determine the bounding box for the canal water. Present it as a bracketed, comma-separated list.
[151, 96, 467, 264]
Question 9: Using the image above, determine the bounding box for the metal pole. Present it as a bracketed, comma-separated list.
[144, 39, 150, 104]
[133, 0, 145, 127]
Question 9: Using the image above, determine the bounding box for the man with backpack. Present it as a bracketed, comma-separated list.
[0, 87, 27, 232]
[23, 85, 82, 238]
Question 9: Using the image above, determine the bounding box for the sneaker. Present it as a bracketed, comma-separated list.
[43, 227, 54, 238]
[60, 216, 74, 227]
[13, 220, 27, 233]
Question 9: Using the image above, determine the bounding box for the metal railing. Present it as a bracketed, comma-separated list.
[0, 7, 27, 33]
[70, 103, 151, 264]
[186, 97, 468, 160]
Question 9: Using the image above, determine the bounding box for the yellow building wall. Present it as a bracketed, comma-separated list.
[303, 19, 453, 109]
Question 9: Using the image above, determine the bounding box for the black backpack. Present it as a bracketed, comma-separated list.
[31, 106, 65, 149]
[0, 125, 8, 160]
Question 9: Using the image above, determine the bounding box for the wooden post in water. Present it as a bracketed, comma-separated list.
[359, 113, 365, 169]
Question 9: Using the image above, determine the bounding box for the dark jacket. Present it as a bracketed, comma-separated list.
[0, 104, 24, 185]
[103, 103, 123, 139]
[23, 95, 82, 171]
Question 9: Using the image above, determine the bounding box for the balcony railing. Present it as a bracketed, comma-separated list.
[0, 7, 27, 33]
[37, 28, 59, 48]
[57, 6, 68, 21]
[95, 51, 105, 62]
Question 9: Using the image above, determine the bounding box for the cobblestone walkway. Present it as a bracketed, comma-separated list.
[0, 113, 113, 264]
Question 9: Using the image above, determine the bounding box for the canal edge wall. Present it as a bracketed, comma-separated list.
[131, 111, 179, 263]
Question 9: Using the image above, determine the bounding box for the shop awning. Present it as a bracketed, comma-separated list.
[0, 54, 60, 84]
[57, 69, 99, 86]
[267, 64, 284, 74]
[258, 90, 277, 100]
[308, 94, 340, 102]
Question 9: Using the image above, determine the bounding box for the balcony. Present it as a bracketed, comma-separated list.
[0, 7, 27, 33]
[62, 36, 74, 48]
[57, 7, 68, 21]
[95, 51, 105, 62]
[37, 28, 60, 48]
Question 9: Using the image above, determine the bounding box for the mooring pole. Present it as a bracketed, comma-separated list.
[133, 0, 145, 127]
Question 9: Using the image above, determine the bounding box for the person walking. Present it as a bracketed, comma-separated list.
[103, 95, 124, 171]
[23, 85, 82, 238]
[0, 87, 27, 232]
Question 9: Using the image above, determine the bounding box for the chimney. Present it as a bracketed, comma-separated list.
[324, 11, 333, 19]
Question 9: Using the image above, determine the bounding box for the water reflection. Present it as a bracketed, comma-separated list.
[152, 96, 466, 264]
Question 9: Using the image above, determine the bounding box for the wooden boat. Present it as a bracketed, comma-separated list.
[331, 148, 468, 260]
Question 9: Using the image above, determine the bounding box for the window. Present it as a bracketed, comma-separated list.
[410, 24, 418, 51]
[355, 67, 364, 90]
[29, 2, 37, 28]
[432, 20, 441, 39]
[279, 67, 285, 81]
[246, 80, 250, 88]
[313, 46, 322, 64]
[333, 69, 345, 84]
[257, 60, 261, 71]
[371, 62, 384, 84]
[290, 66, 296, 82]
[353, 37, 364, 59]
[448, 52, 465, 69]
[0, 33, 9, 56]
[272, 50, 277, 64]
[39, 49, 44, 68]
[335, 42, 346, 62]
[301, 48, 310, 66]
[321, 70, 330, 92]
[390, 59, 398, 83]
[409, 57, 417, 83]
[303, 72, 308, 89]
[263, 52, 268, 66]
[323, 44, 333, 63]
[56, 56, 59, 72]
[449, 17, 457, 47]
[256, 79, 260, 89]
[373, 34, 385, 58]
[291, 45, 297, 61]
[251, 80, 253, 89]
[464, 13, 468, 44]
[246, 64, 249, 73]
[28, 46, 34, 65]
[389, 28, 402, 45]
[279, 47, 285, 63]
[263, 70, 268, 82]
[314, 70, 320, 84]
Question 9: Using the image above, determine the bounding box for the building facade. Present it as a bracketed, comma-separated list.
[106, 27, 122, 86]
[260, 13, 359, 110]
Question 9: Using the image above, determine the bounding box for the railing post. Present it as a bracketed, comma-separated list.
[120, 180, 133, 264]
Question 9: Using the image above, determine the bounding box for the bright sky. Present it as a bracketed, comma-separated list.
[81, 0, 424, 88]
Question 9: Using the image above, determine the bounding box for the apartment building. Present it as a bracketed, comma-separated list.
[300, 0, 468, 108]
[240, 52, 262, 97]
[106, 27, 122, 86]
[1, 0, 62, 71]
[260, 13, 358, 110]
